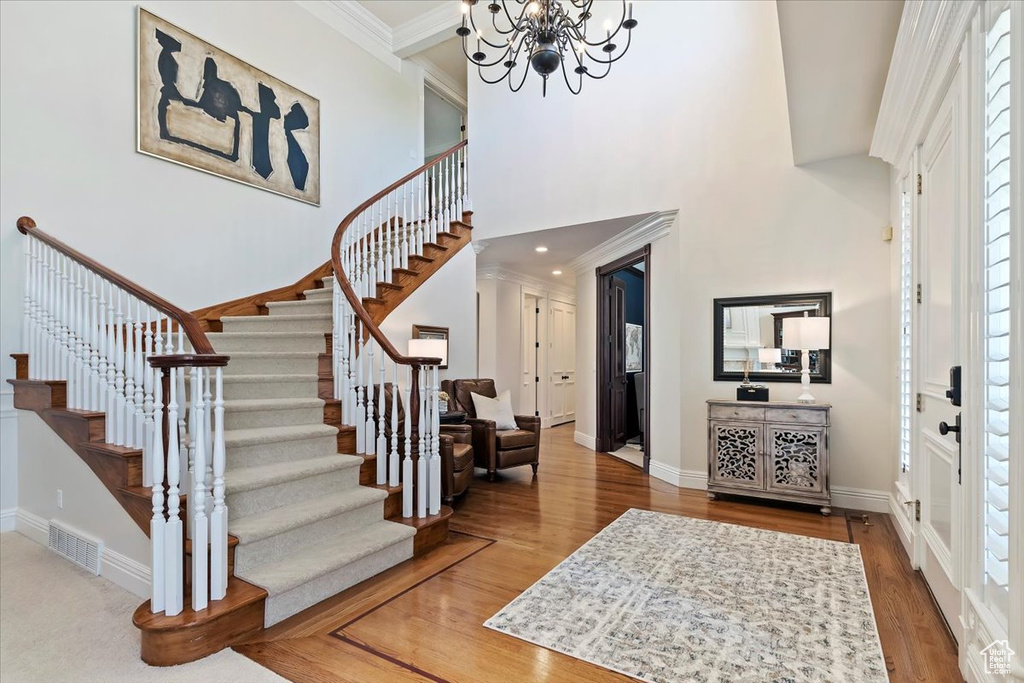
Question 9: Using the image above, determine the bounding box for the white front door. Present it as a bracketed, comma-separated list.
[915, 72, 963, 642]
[521, 296, 539, 417]
[548, 300, 576, 426]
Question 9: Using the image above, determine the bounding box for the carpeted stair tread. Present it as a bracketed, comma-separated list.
[222, 313, 332, 322]
[239, 521, 416, 597]
[302, 287, 332, 300]
[220, 374, 318, 384]
[222, 351, 320, 360]
[226, 455, 361, 494]
[223, 397, 325, 412]
[223, 423, 338, 447]
[266, 300, 332, 315]
[230, 487, 387, 544]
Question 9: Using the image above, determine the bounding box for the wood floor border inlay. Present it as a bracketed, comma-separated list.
[330, 531, 497, 635]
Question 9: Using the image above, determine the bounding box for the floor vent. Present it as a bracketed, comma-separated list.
[48, 521, 102, 575]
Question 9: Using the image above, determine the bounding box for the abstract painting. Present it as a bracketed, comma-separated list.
[137, 8, 320, 205]
[625, 323, 643, 373]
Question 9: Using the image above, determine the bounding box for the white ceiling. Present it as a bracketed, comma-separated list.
[357, 1, 466, 94]
[420, 37, 467, 93]
[476, 213, 655, 286]
[777, 0, 904, 165]
[358, 1, 447, 27]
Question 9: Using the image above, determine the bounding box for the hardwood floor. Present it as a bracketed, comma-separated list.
[235, 424, 962, 682]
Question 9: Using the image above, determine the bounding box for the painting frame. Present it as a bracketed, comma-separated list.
[412, 324, 449, 370]
[137, 7, 321, 205]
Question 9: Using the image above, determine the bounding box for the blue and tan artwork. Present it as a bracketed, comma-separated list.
[138, 9, 320, 205]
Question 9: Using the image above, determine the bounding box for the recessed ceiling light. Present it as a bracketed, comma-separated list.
[535, 246, 548, 253]
[552, 270, 563, 275]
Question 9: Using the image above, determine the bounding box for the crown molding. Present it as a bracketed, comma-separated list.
[392, 2, 464, 58]
[296, 0, 401, 72]
[416, 55, 468, 110]
[568, 210, 677, 275]
[477, 265, 577, 302]
[870, 0, 979, 169]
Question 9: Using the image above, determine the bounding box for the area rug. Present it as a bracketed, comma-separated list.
[485, 509, 887, 683]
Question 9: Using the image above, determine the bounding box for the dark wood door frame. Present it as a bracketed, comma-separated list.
[595, 244, 652, 472]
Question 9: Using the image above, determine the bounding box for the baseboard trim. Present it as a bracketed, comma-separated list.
[13, 508, 150, 598]
[830, 486, 891, 513]
[574, 432, 596, 450]
[888, 493, 916, 558]
[649, 461, 707, 490]
[0, 507, 16, 533]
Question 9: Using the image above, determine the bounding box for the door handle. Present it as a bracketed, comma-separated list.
[939, 413, 962, 484]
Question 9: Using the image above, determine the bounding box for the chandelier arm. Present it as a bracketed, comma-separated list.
[460, 37, 517, 69]
[508, 59, 533, 92]
[476, 60, 515, 85]
[580, 29, 632, 66]
[578, 0, 628, 46]
[469, 11, 520, 47]
[559, 59, 583, 95]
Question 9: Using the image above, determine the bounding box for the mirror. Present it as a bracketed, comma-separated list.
[713, 292, 832, 384]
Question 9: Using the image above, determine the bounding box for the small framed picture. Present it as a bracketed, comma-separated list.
[412, 324, 449, 370]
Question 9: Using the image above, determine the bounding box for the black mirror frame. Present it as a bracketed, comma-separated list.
[713, 292, 832, 384]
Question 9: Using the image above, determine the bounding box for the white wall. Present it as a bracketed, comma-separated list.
[0, 0, 427, 556]
[424, 87, 464, 159]
[470, 0, 894, 499]
[379, 245, 477, 382]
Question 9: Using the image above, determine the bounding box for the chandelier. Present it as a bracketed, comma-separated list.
[457, 0, 637, 96]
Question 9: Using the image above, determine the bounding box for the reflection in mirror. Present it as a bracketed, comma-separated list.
[713, 293, 832, 384]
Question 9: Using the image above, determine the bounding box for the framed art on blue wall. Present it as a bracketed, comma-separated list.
[137, 8, 321, 205]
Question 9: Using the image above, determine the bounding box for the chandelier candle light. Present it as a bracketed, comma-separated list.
[458, 0, 638, 96]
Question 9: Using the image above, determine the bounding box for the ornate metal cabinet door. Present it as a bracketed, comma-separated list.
[765, 426, 827, 495]
[709, 421, 764, 490]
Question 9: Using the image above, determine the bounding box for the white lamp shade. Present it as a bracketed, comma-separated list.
[408, 338, 447, 366]
[758, 347, 782, 364]
[782, 317, 831, 350]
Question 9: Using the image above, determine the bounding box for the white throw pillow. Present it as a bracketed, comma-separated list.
[471, 390, 518, 430]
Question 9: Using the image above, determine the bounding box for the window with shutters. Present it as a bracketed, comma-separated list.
[899, 183, 913, 479]
[982, 5, 1011, 626]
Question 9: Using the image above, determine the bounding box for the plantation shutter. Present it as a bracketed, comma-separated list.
[983, 5, 1011, 624]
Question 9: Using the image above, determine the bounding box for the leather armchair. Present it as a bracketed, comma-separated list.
[442, 378, 541, 481]
[439, 424, 474, 503]
[372, 382, 473, 502]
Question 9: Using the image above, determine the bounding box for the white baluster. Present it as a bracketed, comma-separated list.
[142, 307, 155, 487]
[23, 237, 33, 377]
[192, 366, 209, 611]
[113, 288, 126, 446]
[365, 338, 376, 458]
[186, 364, 198, 539]
[203, 367, 213, 519]
[417, 366, 427, 518]
[402, 367, 413, 518]
[210, 366, 228, 601]
[347, 314, 357, 427]
[59, 254, 71, 384]
[374, 201, 384, 293]
[134, 299, 146, 448]
[43, 246, 55, 379]
[87, 269, 100, 411]
[430, 364, 441, 515]
[417, 173, 425, 257]
[384, 192, 393, 284]
[391, 190, 401, 281]
[389, 360, 400, 487]
[456, 148, 464, 219]
[73, 261, 87, 409]
[123, 296, 137, 446]
[332, 277, 340, 401]
[355, 323, 365, 452]
[105, 282, 117, 442]
[149, 363, 165, 613]
[164, 366, 183, 616]
[376, 348, 386, 485]
[401, 183, 410, 270]
[176, 329, 188, 494]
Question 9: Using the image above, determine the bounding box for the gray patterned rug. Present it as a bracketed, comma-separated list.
[485, 509, 887, 683]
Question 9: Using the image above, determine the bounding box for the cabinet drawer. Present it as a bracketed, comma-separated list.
[766, 407, 828, 425]
[709, 404, 766, 422]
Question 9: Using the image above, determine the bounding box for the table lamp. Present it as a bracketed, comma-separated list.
[407, 338, 447, 368]
[782, 315, 830, 403]
[758, 347, 782, 370]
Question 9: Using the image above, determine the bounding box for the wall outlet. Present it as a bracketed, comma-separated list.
[57, 489, 63, 509]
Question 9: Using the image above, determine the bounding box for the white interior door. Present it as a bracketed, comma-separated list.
[549, 300, 576, 426]
[521, 296, 539, 416]
[915, 74, 963, 641]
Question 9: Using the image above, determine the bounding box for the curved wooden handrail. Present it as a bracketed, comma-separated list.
[330, 140, 468, 367]
[17, 216, 222, 360]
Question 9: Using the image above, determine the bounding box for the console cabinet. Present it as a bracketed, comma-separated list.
[706, 400, 831, 515]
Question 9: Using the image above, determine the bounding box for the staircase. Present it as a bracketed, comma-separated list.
[8, 141, 473, 665]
